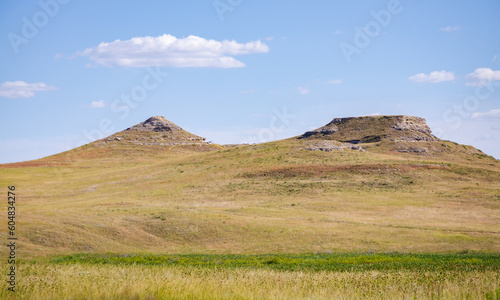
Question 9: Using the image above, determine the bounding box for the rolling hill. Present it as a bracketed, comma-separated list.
[1, 115, 499, 257]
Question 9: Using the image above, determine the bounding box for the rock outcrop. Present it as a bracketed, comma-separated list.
[125, 116, 182, 133]
[300, 115, 440, 143]
[91, 116, 215, 151]
[304, 140, 365, 152]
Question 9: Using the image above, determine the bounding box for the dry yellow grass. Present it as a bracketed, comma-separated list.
[0, 138, 498, 257]
[0, 262, 498, 300]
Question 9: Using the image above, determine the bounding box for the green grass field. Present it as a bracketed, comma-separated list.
[2, 253, 499, 299]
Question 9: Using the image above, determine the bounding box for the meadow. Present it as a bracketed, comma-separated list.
[1, 253, 499, 299]
[2, 139, 498, 256]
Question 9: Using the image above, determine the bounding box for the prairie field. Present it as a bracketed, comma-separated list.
[3, 0, 500, 297]
[1, 139, 498, 256]
[1, 253, 499, 299]
[1, 133, 499, 299]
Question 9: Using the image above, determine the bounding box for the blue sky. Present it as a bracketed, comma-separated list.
[1, 0, 499, 163]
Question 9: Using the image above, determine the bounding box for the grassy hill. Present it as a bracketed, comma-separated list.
[1, 115, 499, 299]
[1, 115, 498, 258]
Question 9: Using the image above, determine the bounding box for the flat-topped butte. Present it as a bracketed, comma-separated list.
[300, 115, 440, 143]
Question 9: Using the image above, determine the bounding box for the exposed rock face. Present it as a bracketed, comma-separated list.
[395, 145, 442, 154]
[126, 116, 182, 132]
[391, 117, 432, 134]
[92, 116, 214, 151]
[300, 115, 440, 143]
[304, 140, 364, 152]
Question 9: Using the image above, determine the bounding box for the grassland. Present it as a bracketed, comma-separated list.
[1, 253, 498, 299]
[1, 129, 499, 298]
[1, 138, 498, 256]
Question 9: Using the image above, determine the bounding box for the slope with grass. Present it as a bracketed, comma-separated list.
[1, 115, 498, 258]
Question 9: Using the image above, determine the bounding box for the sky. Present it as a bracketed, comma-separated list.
[1, 0, 499, 163]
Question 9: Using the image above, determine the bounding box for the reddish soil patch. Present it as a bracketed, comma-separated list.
[0, 161, 71, 168]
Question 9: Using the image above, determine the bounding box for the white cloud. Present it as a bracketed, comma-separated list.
[77, 34, 269, 68]
[466, 68, 500, 86]
[265, 36, 274, 41]
[492, 54, 498, 62]
[296, 86, 310, 95]
[90, 100, 106, 108]
[408, 71, 455, 83]
[333, 30, 343, 35]
[440, 26, 460, 32]
[471, 109, 500, 119]
[0, 81, 57, 98]
[327, 79, 342, 85]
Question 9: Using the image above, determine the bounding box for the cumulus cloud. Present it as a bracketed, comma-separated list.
[471, 109, 500, 119]
[296, 86, 310, 95]
[0, 81, 57, 98]
[77, 34, 269, 68]
[466, 68, 500, 86]
[440, 26, 460, 32]
[90, 100, 106, 108]
[408, 71, 455, 83]
[327, 79, 342, 85]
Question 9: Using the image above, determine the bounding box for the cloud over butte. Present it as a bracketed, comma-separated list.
[78, 34, 269, 68]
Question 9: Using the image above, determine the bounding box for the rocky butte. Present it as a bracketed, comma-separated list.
[87, 116, 220, 154]
[297, 115, 448, 154]
[300, 115, 440, 143]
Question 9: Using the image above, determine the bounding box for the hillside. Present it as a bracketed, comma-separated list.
[0, 115, 499, 258]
